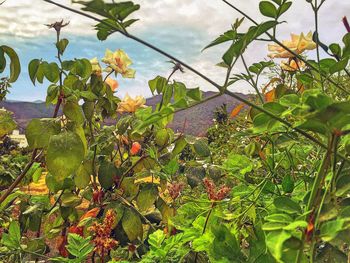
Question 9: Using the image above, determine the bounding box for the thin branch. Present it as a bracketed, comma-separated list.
[0, 149, 42, 204]
[240, 54, 264, 103]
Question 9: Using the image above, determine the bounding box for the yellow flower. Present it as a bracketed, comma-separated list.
[281, 59, 305, 71]
[105, 77, 119, 92]
[90, 57, 102, 76]
[102, 49, 136, 78]
[268, 32, 316, 58]
[117, 93, 146, 113]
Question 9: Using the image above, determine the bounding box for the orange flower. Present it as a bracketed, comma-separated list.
[117, 93, 147, 113]
[130, 142, 141, 155]
[268, 32, 316, 58]
[105, 77, 119, 92]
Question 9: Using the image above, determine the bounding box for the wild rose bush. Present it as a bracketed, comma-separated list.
[1, 0, 350, 262]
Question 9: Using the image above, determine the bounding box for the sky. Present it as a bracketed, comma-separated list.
[1, 0, 349, 101]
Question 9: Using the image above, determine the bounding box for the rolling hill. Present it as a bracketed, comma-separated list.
[0, 91, 249, 136]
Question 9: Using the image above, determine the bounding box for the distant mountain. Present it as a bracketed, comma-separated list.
[0, 91, 249, 135]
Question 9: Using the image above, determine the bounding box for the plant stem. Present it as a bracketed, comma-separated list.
[295, 135, 335, 263]
[241, 54, 264, 103]
[0, 149, 41, 204]
[313, 0, 325, 91]
[194, 203, 215, 263]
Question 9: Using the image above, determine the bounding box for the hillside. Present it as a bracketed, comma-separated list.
[0, 91, 248, 135]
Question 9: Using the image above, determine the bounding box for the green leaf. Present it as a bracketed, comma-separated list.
[148, 229, 165, 249]
[187, 87, 202, 101]
[28, 59, 41, 86]
[0, 47, 6, 73]
[75, 160, 92, 189]
[43, 62, 60, 83]
[98, 160, 117, 189]
[47, 132, 85, 182]
[203, 30, 236, 50]
[320, 220, 345, 242]
[155, 129, 170, 147]
[120, 177, 139, 199]
[162, 84, 173, 106]
[63, 101, 85, 124]
[80, 90, 98, 101]
[266, 230, 292, 261]
[25, 118, 61, 149]
[8, 221, 21, 245]
[209, 224, 242, 261]
[329, 57, 349, 74]
[173, 81, 187, 101]
[71, 59, 92, 79]
[273, 196, 301, 214]
[61, 192, 82, 207]
[223, 153, 253, 176]
[265, 213, 293, 223]
[283, 220, 307, 231]
[192, 139, 211, 157]
[1, 45, 21, 82]
[279, 94, 300, 106]
[263, 102, 286, 115]
[122, 208, 143, 241]
[0, 110, 16, 137]
[259, 1, 278, 18]
[56, 39, 69, 55]
[297, 119, 328, 135]
[329, 43, 342, 57]
[278, 1, 292, 16]
[149, 76, 167, 95]
[172, 137, 187, 157]
[66, 233, 93, 259]
[136, 183, 158, 211]
[36, 63, 45, 84]
[282, 175, 295, 193]
[336, 175, 350, 196]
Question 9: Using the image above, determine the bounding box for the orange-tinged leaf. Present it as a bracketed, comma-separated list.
[258, 150, 266, 161]
[230, 103, 245, 119]
[264, 89, 275, 102]
[80, 207, 100, 221]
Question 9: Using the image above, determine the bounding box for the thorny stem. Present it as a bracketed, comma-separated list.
[43, 0, 350, 165]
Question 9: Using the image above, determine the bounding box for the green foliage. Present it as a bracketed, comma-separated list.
[3, 1, 350, 262]
[51, 233, 94, 262]
[46, 132, 85, 182]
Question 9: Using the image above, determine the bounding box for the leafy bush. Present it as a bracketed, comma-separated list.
[1, 0, 350, 262]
